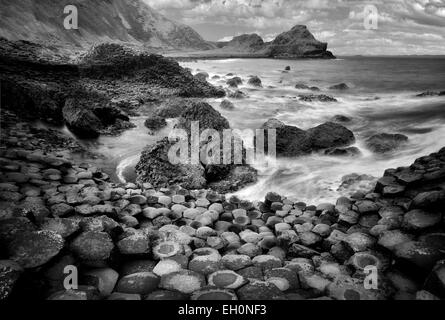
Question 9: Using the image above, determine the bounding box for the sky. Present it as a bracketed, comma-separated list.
[144, 0, 445, 55]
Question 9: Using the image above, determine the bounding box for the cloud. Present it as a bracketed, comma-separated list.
[144, 0, 445, 55]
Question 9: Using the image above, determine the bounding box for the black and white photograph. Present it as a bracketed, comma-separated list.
[0, 0, 444, 306]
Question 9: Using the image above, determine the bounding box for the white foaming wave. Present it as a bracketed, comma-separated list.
[116, 154, 140, 183]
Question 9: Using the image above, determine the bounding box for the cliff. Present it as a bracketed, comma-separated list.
[0, 0, 214, 51]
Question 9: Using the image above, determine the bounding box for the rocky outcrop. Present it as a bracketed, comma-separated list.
[1, 135, 444, 300]
[137, 102, 257, 193]
[265, 25, 335, 59]
[79, 44, 225, 98]
[248, 76, 262, 87]
[135, 138, 207, 190]
[263, 120, 355, 157]
[226, 34, 265, 52]
[212, 25, 335, 60]
[0, 0, 214, 51]
[365, 133, 409, 154]
[62, 95, 133, 138]
[62, 99, 103, 138]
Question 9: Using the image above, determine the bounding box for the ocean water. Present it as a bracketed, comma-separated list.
[69, 57, 445, 205]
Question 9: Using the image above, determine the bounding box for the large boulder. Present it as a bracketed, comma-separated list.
[365, 133, 408, 153]
[306, 122, 355, 150]
[263, 120, 355, 157]
[62, 99, 102, 138]
[136, 138, 207, 190]
[247, 76, 262, 87]
[176, 101, 230, 135]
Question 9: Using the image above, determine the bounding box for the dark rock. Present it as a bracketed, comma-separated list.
[411, 191, 445, 211]
[331, 115, 352, 123]
[394, 241, 444, 271]
[247, 76, 262, 87]
[144, 116, 167, 131]
[266, 25, 335, 59]
[115, 272, 159, 295]
[237, 281, 284, 300]
[62, 98, 102, 138]
[329, 83, 349, 90]
[324, 147, 361, 157]
[298, 94, 337, 102]
[227, 77, 243, 88]
[195, 72, 209, 82]
[8, 230, 64, 268]
[70, 231, 114, 262]
[0, 260, 23, 299]
[176, 101, 230, 134]
[136, 138, 206, 190]
[365, 133, 408, 153]
[416, 91, 445, 97]
[220, 99, 235, 110]
[306, 122, 355, 150]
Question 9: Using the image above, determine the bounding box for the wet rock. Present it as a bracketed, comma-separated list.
[144, 116, 167, 131]
[411, 190, 445, 211]
[40, 217, 80, 238]
[8, 230, 64, 268]
[160, 270, 205, 294]
[70, 231, 114, 262]
[324, 147, 361, 157]
[117, 232, 150, 255]
[329, 83, 349, 90]
[108, 292, 141, 300]
[208, 270, 247, 289]
[402, 209, 442, 231]
[345, 232, 376, 252]
[136, 138, 206, 190]
[221, 254, 252, 271]
[247, 76, 262, 87]
[191, 288, 237, 300]
[152, 259, 183, 277]
[237, 280, 284, 300]
[298, 94, 337, 102]
[83, 268, 119, 297]
[115, 272, 159, 295]
[195, 72, 209, 82]
[62, 99, 102, 138]
[227, 77, 243, 88]
[146, 289, 189, 300]
[394, 241, 444, 270]
[264, 267, 300, 291]
[220, 99, 235, 110]
[189, 247, 221, 275]
[327, 276, 387, 300]
[365, 133, 408, 153]
[0, 260, 23, 299]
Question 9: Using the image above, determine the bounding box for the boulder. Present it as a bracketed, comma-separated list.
[136, 138, 206, 190]
[62, 98, 102, 138]
[365, 133, 408, 153]
[247, 76, 262, 87]
[227, 77, 243, 88]
[329, 83, 349, 90]
[220, 99, 235, 110]
[144, 116, 167, 130]
[8, 230, 64, 268]
[298, 94, 337, 102]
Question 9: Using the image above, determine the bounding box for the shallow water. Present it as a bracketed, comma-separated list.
[60, 57, 445, 205]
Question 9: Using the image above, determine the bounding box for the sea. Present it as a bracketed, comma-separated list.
[60, 56, 445, 205]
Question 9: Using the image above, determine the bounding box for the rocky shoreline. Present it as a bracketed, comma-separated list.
[1, 39, 444, 301]
[1, 104, 444, 299]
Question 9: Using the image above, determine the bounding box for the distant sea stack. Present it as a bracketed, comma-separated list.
[217, 25, 335, 59]
[266, 25, 335, 59]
